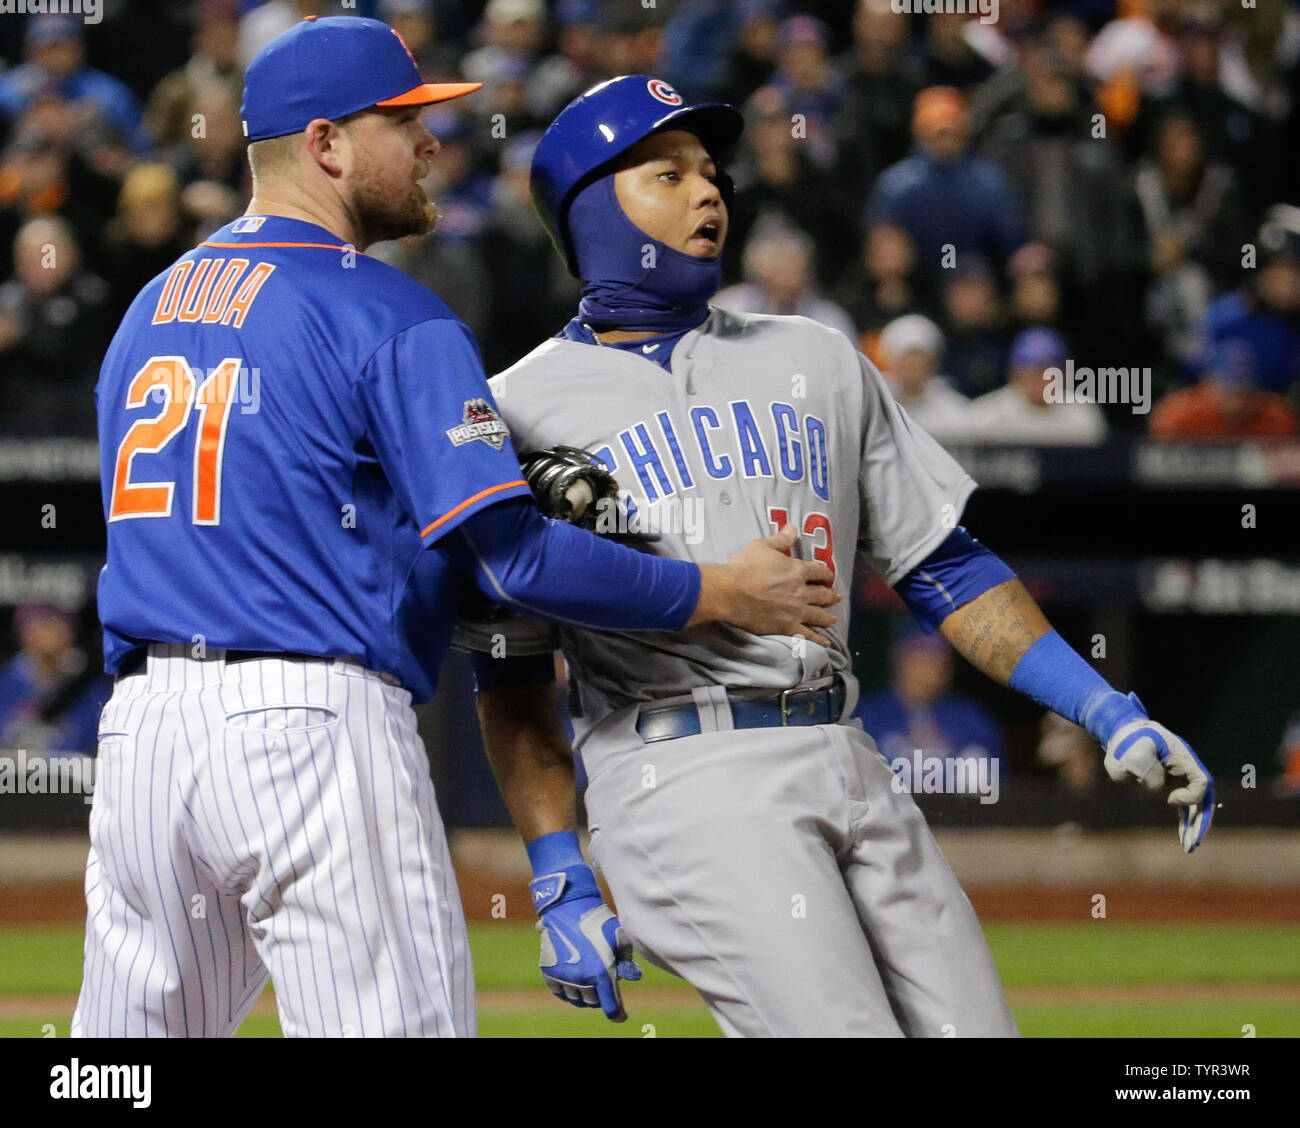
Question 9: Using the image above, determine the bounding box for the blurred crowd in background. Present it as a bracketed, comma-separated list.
[0, 0, 1298, 441]
[1, 0, 1300, 793]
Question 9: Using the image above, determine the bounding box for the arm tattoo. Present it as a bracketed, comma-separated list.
[939, 578, 1052, 685]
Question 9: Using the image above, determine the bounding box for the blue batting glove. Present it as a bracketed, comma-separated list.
[1101, 693, 1216, 853]
[527, 832, 642, 1021]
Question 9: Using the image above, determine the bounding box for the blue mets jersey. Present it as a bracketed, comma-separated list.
[96, 214, 530, 699]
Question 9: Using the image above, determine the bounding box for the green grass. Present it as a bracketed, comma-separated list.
[1013, 1003, 1300, 1038]
[0, 927, 86, 996]
[476, 1006, 722, 1038]
[208, 1006, 720, 1039]
[984, 923, 1300, 986]
[2, 921, 1296, 1037]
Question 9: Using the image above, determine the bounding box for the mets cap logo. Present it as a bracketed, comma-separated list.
[647, 79, 682, 106]
[447, 398, 509, 451]
[391, 27, 417, 66]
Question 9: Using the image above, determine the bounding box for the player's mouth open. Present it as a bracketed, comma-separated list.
[689, 217, 721, 251]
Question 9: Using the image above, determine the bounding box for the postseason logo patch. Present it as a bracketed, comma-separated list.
[447, 398, 509, 451]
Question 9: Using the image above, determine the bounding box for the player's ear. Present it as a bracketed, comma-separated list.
[303, 118, 348, 178]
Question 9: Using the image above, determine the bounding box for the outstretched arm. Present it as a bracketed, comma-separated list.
[444, 498, 838, 640]
[896, 531, 1215, 852]
[937, 577, 1050, 685]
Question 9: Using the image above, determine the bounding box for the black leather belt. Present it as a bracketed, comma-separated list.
[635, 678, 847, 744]
[116, 648, 320, 680]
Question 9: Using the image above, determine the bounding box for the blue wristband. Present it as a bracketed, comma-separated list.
[527, 830, 600, 913]
[1008, 631, 1145, 745]
[526, 830, 585, 877]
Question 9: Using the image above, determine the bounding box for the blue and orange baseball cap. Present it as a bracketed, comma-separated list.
[240, 16, 481, 142]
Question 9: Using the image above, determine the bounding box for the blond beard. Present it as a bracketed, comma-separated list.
[347, 151, 439, 245]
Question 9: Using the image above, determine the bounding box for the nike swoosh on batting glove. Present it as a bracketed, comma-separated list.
[1104, 693, 1216, 853]
[531, 864, 642, 1021]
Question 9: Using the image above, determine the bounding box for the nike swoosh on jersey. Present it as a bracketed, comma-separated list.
[641, 343, 661, 354]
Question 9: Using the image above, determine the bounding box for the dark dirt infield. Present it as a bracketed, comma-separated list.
[4, 874, 1298, 926]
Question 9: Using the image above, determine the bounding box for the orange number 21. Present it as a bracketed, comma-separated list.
[109, 356, 241, 525]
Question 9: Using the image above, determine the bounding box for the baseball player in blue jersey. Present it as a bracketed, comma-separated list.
[74, 21, 839, 1039]
[457, 76, 1217, 1036]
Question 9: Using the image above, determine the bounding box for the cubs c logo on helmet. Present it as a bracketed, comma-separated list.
[530, 75, 743, 277]
[647, 79, 682, 106]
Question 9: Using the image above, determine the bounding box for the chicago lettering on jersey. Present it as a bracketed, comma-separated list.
[151, 258, 276, 328]
[592, 401, 830, 504]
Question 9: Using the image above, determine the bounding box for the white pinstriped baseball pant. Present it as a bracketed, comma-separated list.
[71, 645, 474, 1038]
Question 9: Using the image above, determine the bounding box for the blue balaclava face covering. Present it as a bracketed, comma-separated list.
[566, 159, 722, 333]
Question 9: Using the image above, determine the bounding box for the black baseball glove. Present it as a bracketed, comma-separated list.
[519, 445, 620, 532]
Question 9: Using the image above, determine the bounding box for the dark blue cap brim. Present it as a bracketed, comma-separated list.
[647, 103, 744, 158]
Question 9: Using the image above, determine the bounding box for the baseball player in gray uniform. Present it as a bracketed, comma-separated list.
[456, 77, 1215, 1037]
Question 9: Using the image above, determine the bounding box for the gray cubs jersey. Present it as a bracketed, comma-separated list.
[463, 307, 974, 745]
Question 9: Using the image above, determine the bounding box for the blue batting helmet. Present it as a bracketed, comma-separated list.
[530, 75, 744, 277]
